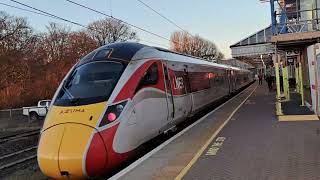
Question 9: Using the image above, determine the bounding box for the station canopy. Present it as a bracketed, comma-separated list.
[230, 26, 274, 67]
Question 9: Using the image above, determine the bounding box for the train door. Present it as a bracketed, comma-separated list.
[227, 69, 236, 93]
[130, 61, 169, 140]
[231, 70, 236, 92]
[226, 70, 231, 94]
[183, 66, 193, 115]
[162, 62, 175, 123]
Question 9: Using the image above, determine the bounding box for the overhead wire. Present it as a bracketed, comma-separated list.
[4, 0, 169, 48]
[0, 2, 53, 18]
[65, 0, 180, 45]
[8, 0, 92, 30]
[135, 0, 192, 36]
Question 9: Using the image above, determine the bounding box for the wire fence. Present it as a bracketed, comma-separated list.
[0, 108, 46, 132]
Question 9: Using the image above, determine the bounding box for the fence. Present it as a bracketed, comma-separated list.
[0, 108, 45, 132]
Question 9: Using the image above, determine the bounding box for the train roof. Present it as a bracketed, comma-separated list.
[133, 45, 248, 71]
[78, 42, 249, 72]
[77, 42, 146, 66]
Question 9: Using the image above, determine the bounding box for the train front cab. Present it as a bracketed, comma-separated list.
[37, 58, 190, 179]
[37, 60, 129, 179]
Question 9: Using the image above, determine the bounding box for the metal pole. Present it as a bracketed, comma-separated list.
[276, 61, 282, 99]
[282, 65, 287, 99]
[314, 45, 319, 115]
[299, 62, 305, 106]
[9, 109, 12, 121]
[275, 45, 283, 115]
[295, 60, 300, 93]
[284, 66, 290, 100]
[270, 0, 277, 35]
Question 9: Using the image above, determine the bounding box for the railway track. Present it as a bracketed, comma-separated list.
[0, 146, 38, 171]
[0, 129, 41, 144]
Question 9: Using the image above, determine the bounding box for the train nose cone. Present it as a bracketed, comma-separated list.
[38, 123, 107, 179]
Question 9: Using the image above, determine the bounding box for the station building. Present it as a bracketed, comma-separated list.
[231, 0, 320, 120]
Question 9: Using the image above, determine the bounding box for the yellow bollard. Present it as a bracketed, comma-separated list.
[299, 62, 305, 106]
[275, 62, 283, 115]
[284, 66, 290, 100]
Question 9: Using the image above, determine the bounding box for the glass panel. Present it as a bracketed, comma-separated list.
[54, 61, 124, 106]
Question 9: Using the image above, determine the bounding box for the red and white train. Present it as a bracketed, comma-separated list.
[37, 42, 253, 179]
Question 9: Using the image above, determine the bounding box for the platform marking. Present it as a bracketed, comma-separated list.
[175, 84, 258, 180]
[205, 137, 226, 156]
[278, 115, 319, 121]
[109, 83, 256, 180]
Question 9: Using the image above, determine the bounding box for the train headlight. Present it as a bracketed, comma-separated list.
[107, 113, 117, 122]
[116, 104, 124, 112]
[99, 101, 127, 127]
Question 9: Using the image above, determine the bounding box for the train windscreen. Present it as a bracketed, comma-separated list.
[54, 61, 124, 106]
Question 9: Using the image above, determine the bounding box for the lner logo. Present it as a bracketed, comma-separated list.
[173, 76, 184, 90]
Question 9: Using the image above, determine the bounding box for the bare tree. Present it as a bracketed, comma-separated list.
[0, 11, 36, 55]
[170, 31, 224, 62]
[0, 11, 34, 100]
[0, 12, 141, 109]
[87, 18, 137, 46]
[41, 22, 71, 63]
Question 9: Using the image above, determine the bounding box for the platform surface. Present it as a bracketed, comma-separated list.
[183, 84, 320, 180]
[282, 92, 314, 115]
[113, 83, 320, 180]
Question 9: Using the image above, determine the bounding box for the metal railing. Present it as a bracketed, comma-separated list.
[276, 19, 320, 34]
[274, 8, 320, 34]
[0, 107, 47, 131]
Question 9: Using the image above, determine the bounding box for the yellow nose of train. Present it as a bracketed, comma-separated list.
[37, 102, 107, 179]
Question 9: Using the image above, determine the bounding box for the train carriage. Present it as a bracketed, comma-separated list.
[37, 42, 253, 179]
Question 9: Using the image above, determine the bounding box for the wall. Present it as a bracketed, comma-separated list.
[307, 44, 317, 111]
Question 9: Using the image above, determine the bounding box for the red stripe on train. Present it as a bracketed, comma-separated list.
[85, 123, 133, 177]
[114, 60, 165, 103]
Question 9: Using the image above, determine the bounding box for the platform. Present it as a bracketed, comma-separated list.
[111, 83, 320, 180]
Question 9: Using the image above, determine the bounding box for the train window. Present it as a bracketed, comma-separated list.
[54, 61, 124, 106]
[94, 49, 111, 60]
[77, 50, 97, 66]
[137, 63, 159, 90]
[189, 72, 210, 92]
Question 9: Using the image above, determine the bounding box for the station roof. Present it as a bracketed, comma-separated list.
[230, 26, 274, 67]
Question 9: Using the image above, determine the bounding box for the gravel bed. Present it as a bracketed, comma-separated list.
[0, 127, 41, 138]
[0, 159, 48, 180]
[0, 136, 39, 157]
[0, 149, 37, 167]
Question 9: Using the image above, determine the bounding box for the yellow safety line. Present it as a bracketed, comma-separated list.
[278, 115, 319, 121]
[175, 85, 258, 180]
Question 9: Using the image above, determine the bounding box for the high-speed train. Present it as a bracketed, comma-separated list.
[37, 42, 253, 179]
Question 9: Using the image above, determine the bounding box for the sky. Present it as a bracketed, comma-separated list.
[1, 0, 271, 58]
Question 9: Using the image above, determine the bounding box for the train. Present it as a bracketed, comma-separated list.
[37, 42, 253, 179]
